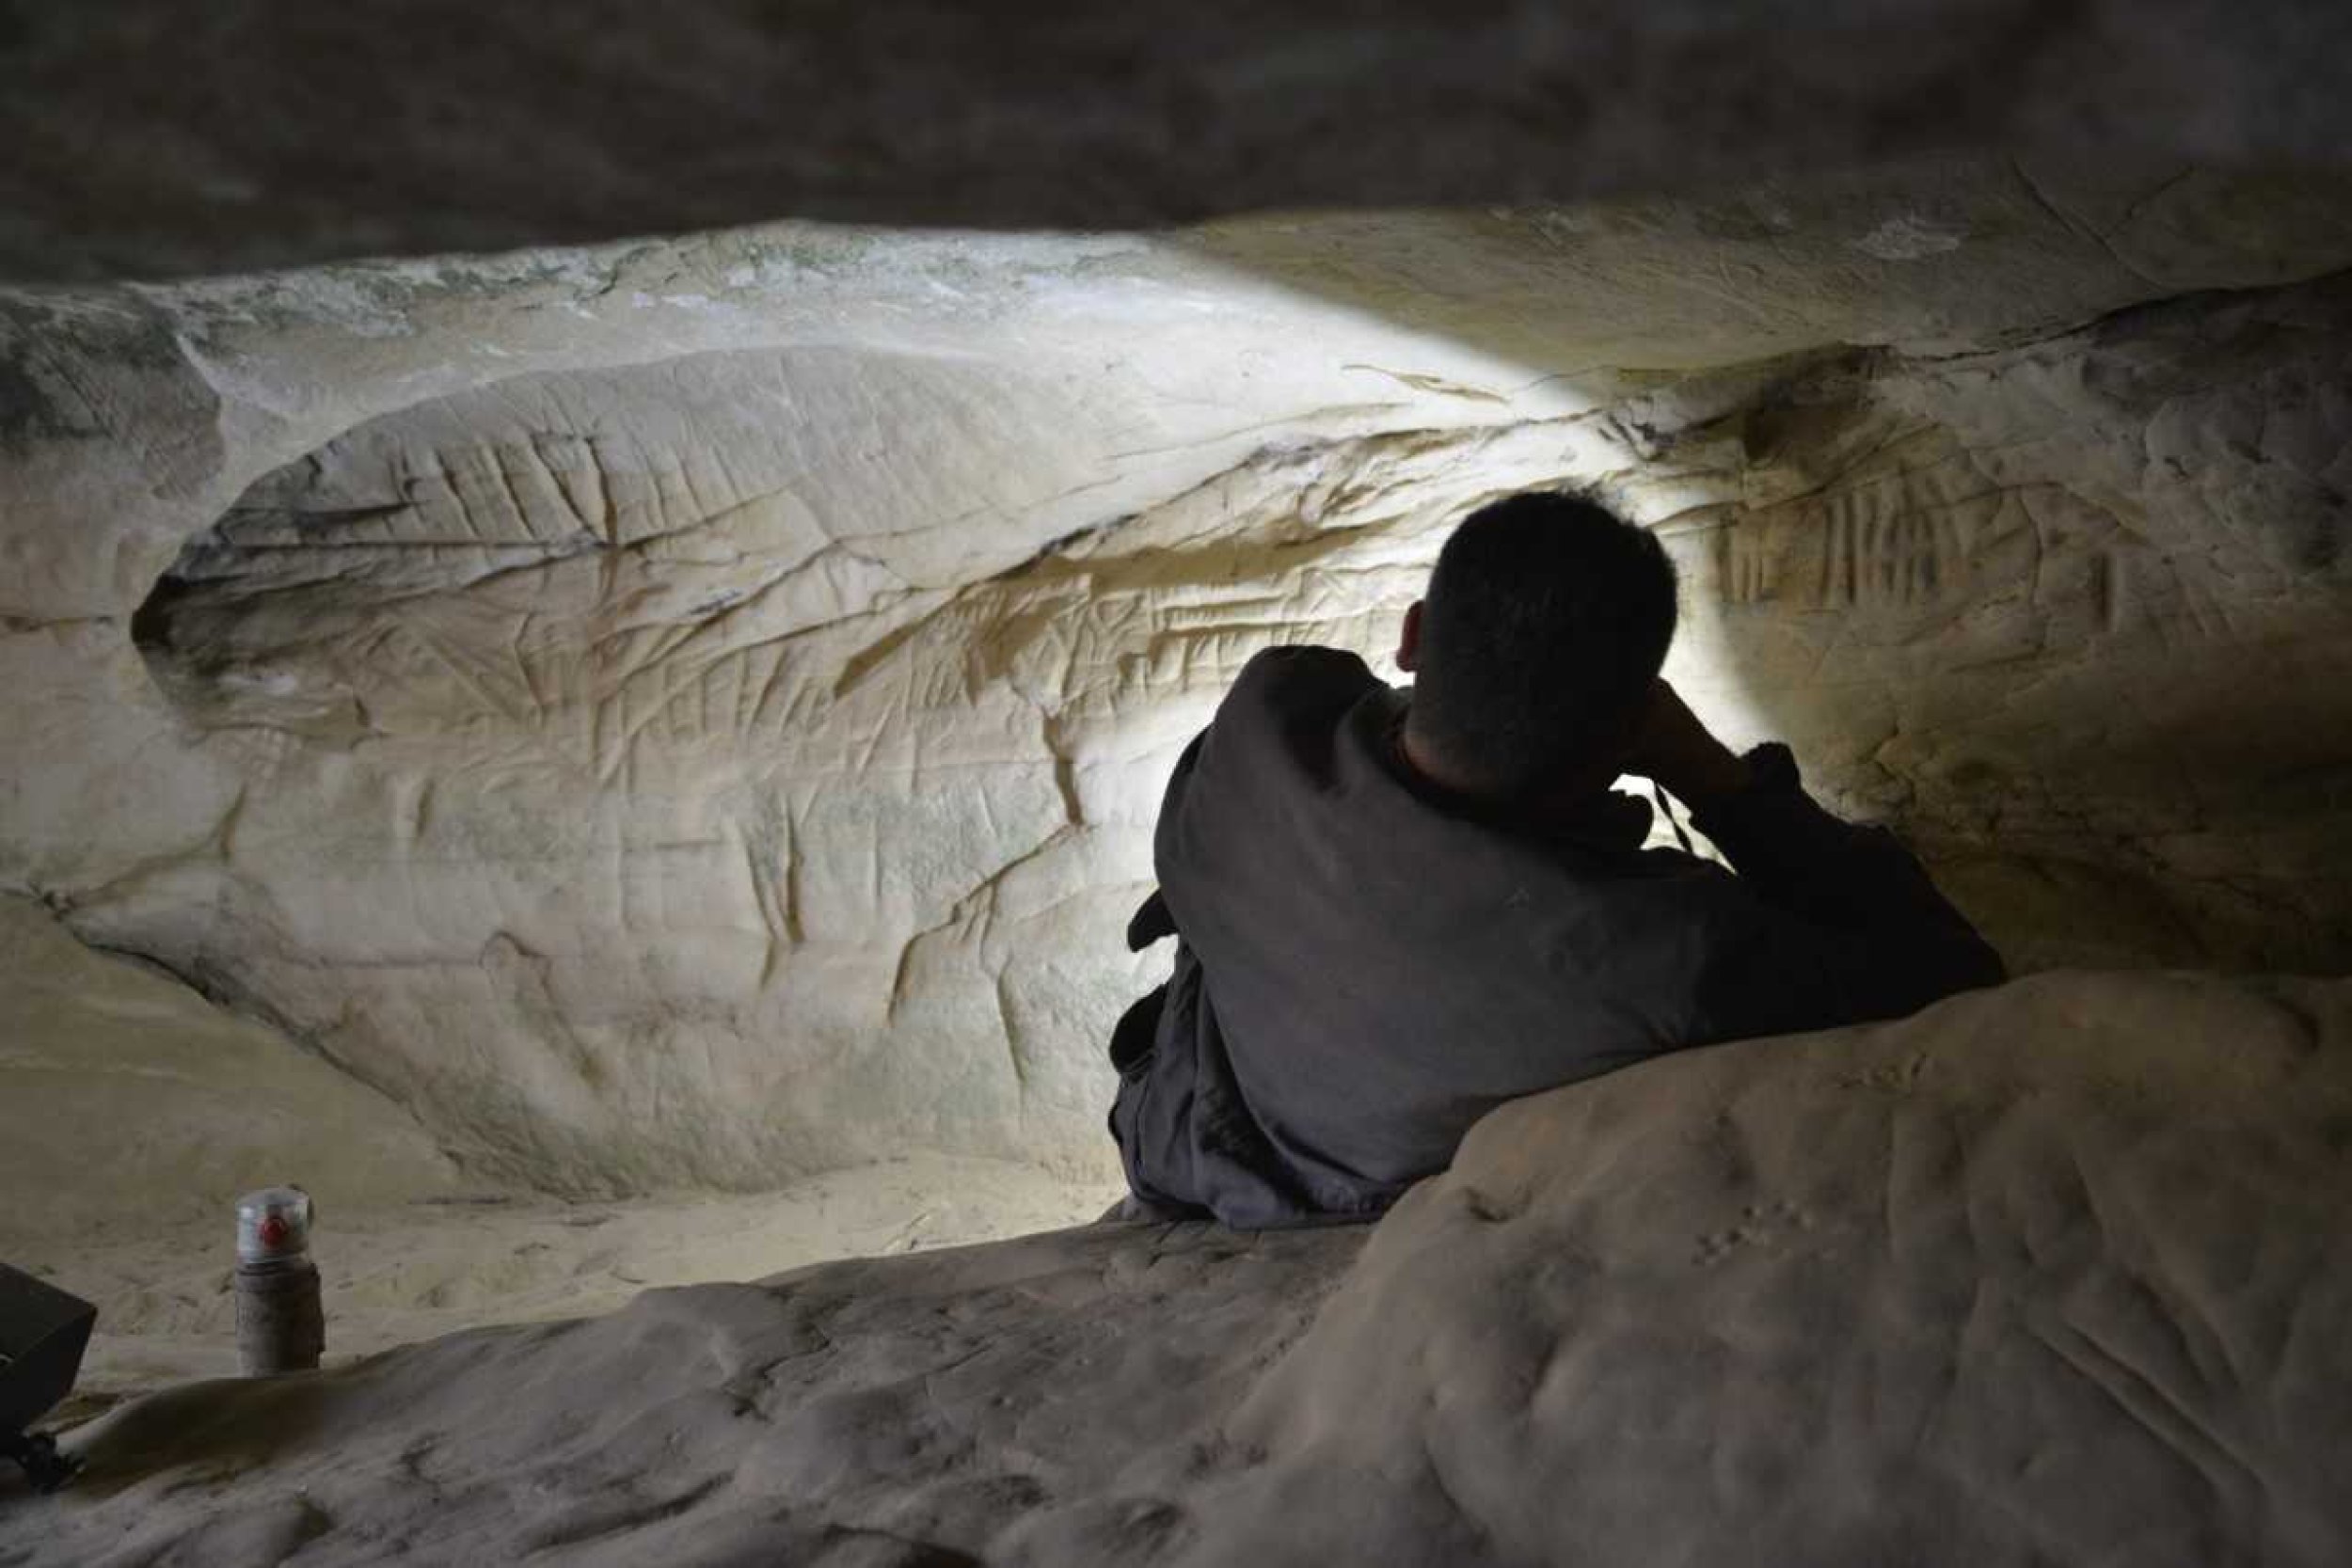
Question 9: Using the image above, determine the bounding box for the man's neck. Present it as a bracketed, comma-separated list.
[1396, 721, 1480, 800]
[1398, 715, 1618, 815]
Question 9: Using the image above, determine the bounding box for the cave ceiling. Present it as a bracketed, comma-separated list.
[6, 1, 2352, 283]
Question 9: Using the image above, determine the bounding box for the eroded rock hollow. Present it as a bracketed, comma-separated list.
[13, 167, 2352, 1207]
[4, 21, 2352, 1560]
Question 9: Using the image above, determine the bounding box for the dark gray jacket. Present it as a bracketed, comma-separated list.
[1107, 645, 2004, 1227]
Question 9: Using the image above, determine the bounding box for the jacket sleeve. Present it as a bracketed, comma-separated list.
[1126, 888, 1177, 952]
[1682, 742, 2005, 1041]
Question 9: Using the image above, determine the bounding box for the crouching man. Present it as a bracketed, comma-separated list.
[1107, 491, 2002, 1227]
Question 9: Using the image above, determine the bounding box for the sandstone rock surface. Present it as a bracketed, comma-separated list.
[0, 894, 459, 1243]
[5, 17, 2351, 1560]
[7, 3, 2352, 280]
[14, 972, 2351, 1566]
[0, 902, 1110, 1406]
[8, 173, 2352, 1200]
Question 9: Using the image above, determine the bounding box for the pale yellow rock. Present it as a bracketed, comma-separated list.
[17, 972, 2351, 1565]
[5, 165, 2352, 1202]
[20, 1161, 1121, 1408]
[0, 895, 459, 1243]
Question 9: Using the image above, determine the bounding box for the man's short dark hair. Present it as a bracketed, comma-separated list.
[1409, 492, 1677, 800]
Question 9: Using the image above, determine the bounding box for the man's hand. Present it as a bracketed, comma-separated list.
[1621, 680, 1751, 806]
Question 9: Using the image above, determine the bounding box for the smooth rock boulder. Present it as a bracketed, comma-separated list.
[18, 970, 2350, 1566]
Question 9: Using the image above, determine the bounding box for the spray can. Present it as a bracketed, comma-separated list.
[233, 1186, 324, 1376]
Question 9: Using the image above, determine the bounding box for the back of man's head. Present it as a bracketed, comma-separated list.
[1406, 492, 1677, 800]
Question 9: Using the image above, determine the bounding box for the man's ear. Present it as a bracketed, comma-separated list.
[1397, 600, 1424, 673]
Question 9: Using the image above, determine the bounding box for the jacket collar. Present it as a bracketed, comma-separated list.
[1373, 689, 1655, 853]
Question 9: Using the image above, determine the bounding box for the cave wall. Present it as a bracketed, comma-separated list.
[0, 894, 460, 1242]
[6, 165, 2352, 1198]
[1665, 282, 2352, 971]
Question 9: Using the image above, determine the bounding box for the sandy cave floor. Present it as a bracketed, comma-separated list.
[13, 1155, 1123, 1425]
[8, 972, 2351, 1567]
